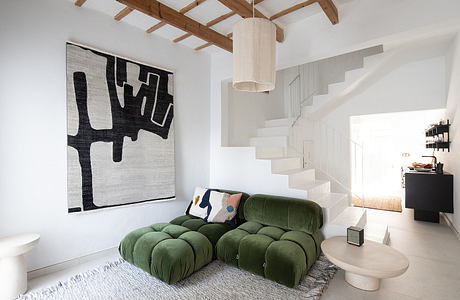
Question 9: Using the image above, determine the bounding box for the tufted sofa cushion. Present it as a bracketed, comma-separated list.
[216, 221, 323, 288]
[244, 194, 323, 234]
[170, 215, 233, 255]
[119, 215, 232, 284]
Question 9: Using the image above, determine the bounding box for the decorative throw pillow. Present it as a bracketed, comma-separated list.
[187, 188, 242, 226]
[188, 187, 210, 219]
[208, 192, 242, 223]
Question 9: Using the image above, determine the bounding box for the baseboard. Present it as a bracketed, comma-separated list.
[28, 246, 118, 280]
[441, 212, 460, 241]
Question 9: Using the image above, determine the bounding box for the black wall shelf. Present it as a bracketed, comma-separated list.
[425, 120, 450, 152]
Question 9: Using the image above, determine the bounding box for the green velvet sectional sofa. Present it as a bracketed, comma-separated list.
[119, 191, 323, 288]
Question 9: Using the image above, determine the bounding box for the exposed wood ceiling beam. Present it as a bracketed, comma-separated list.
[114, 7, 134, 21]
[194, 0, 338, 52]
[174, 11, 235, 43]
[269, 0, 317, 21]
[75, 0, 87, 7]
[194, 42, 213, 51]
[146, 21, 167, 33]
[269, 0, 338, 25]
[318, 0, 338, 25]
[118, 0, 233, 52]
[174, 0, 265, 44]
[173, 33, 192, 43]
[218, 0, 284, 42]
[195, 32, 232, 51]
[145, 0, 206, 34]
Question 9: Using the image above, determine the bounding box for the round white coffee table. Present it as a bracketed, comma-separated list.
[0, 233, 40, 299]
[321, 236, 408, 291]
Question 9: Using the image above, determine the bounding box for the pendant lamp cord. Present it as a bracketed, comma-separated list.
[252, 0, 254, 18]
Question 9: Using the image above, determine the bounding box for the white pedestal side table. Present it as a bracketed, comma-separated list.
[0, 233, 40, 299]
[321, 236, 408, 291]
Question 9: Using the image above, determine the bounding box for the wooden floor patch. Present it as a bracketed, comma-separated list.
[352, 196, 402, 212]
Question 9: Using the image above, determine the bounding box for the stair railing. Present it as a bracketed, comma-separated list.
[289, 74, 319, 127]
[310, 120, 365, 208]
[288, 74, 301, 120]
[287, 119, 365, 208]
[285, 58, 370, 208]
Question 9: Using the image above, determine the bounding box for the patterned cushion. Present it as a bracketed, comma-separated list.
[188, 187, 209, 219]
[208, 193, 242, 223]
[188, 187, 242, 226]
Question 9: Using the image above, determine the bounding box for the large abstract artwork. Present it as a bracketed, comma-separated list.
[66, 42, 175, 213]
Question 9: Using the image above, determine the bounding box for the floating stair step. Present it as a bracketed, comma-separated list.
[344, 68, 366, 83]
[274, 168, 316, 186]
[327, 81, 348, 95]
[312, 94, 331, 105]
[264, 118, 294, 128]
[365, 223, 390, 245]
[291, 180, 330, 197]
[271, 157, 302, 173]
[255, 146, 286, 159]
[363, 52, 385, 68]
[250, 136, 287, 147]
[311, 193, 349, 224]
[257, 126, 290, 137]
[331, 207, 367, 228]
[321, 207, 367, 239]
[288, 168, 316, 186]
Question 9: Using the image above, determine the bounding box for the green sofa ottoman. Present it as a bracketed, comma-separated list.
[216, 194, 323, 288]
[119, 216, 231, 284]
[119, 189, 250, 284]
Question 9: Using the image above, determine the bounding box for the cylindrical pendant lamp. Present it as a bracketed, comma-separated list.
[232, 17, 276, 92]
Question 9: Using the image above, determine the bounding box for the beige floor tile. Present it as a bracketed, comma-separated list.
[27, 208, 460, 299]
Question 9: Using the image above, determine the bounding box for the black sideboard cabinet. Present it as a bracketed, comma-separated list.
[405, 171, 453, 223]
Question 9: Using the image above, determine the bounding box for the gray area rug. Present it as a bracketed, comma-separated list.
[20, 255, 338, 300]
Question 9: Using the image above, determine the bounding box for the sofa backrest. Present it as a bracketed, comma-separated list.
[243, 194, 323, 234]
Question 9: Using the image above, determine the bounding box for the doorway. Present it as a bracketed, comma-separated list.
[350, 109, 445, 212]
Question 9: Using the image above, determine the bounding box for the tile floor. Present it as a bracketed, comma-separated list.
[27, 208, 460, 300]
[322, 208, 460, 300]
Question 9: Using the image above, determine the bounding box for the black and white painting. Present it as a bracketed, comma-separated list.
[66, 42, 175, 213]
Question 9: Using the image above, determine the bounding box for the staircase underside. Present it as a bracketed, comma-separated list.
[243, 50, 394, 243]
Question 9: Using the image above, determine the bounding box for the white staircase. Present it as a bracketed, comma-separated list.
[302, 52, 387, 117]
[247, 50, 391, 243]
[249, 116, 369, 240]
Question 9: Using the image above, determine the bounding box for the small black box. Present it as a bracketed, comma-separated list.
[347, 226, 364, 246]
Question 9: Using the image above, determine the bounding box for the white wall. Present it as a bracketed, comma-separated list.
[0, 0, 211, 271]
[314, 46, 382, 95]
[210, 0, 460, 198]
[277, 0, 460, 69]
[438, 34, 460, 232]
[223, 46, 382, 147]
[316, 55, 447, 189]
[223, 72, 286, 146]
[324, 55, 447, 133]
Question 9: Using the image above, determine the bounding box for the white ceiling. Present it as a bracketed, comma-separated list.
[69, 0, 351, 55]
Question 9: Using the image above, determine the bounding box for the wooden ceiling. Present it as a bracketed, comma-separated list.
[74, 0, 339, 53]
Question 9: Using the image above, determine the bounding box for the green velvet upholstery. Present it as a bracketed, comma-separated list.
[120, 191, 323, 287]
[171, 214, 233, 253]
[119, 189, 246, 285]
[217, 194, 324, 288]
[216, 221, 323, 288]
[119, 215, 229, 284]
[244, 194, 323, 234]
